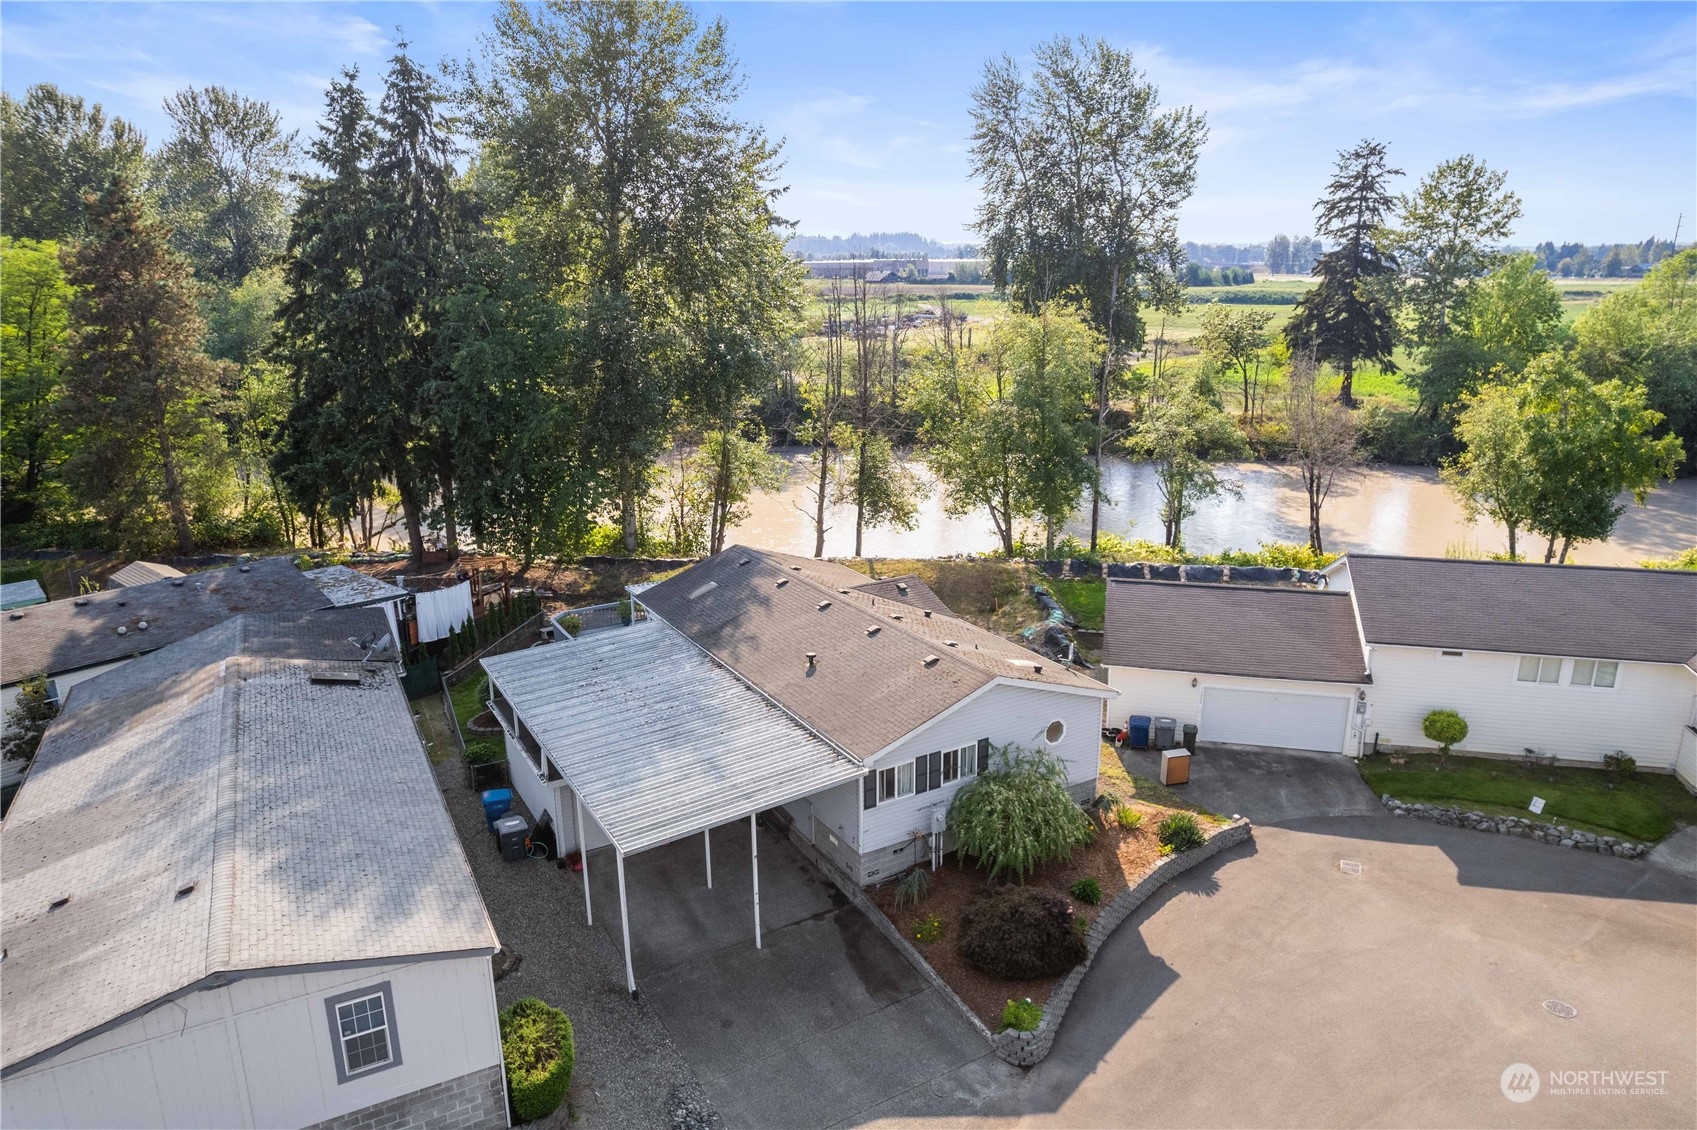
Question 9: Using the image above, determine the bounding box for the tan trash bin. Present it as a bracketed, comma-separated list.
[1160, 748, 1191, 786]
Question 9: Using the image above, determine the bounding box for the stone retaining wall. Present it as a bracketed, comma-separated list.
[780, 816, 1254, 1068]
[991, 819, 1253, 1067]
[1380, 795, 1651, 858]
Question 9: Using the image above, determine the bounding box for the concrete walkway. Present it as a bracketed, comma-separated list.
[1647, 824, 1697, 881]
[1122, 742, 1385, 825]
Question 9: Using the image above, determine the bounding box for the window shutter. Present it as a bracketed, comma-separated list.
[977, 737, 991, 774]
[914, 755, 930, 793]
[928, 750, 942, 790]
[863, 771, 877, 810]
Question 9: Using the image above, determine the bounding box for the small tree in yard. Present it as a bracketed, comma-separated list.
[1422, 709, 1468, 769]
[947, 745, 1094, 882]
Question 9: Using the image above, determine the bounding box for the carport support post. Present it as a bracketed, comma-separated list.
[575, 792, 592, 926]
[704, 827, 713, 889]
[750, 813, 762, 949]
[616, 847, 636, 999]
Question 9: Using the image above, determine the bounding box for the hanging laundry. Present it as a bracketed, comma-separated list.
[415, 580, 474, 642]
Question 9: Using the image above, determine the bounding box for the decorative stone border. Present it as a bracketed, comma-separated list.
[779, 817, 1254, 1068]
[1380, 795, 1651, 858]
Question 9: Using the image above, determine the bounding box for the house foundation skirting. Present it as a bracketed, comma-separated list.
[304, 1064, 508, 1130]
[778, 811, 1253, 1068]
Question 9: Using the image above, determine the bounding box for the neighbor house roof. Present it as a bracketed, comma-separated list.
[0, 609, 496, 1074]
[636, 546, 1111, 760]
[1338, 555, 1697, 670]
[0, 556, 330, 687]
[106, 560, 185, 588]
[1104, 580, 1370, 684]
[306, 563, 411, 607]
[0, 579, 46, 610]
[847, 574, 954, 616]
[481, 618, 865, 854]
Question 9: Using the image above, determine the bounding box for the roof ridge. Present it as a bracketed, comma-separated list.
[1106, 578, 1346, 596]
[1344, 552, 1692, 577]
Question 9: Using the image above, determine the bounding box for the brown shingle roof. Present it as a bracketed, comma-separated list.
[1341, 555, 1697, 668]
[638, 547, 1108, 758]
[1104, 580, 1370, 684]
[849, 574, 955, 616]
[0, 557, 331, 686]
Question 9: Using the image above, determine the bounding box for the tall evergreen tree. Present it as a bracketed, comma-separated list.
[1, 84, 148, 241]
[1284, 139, 1402, 406]
[59, 176, 228, 553]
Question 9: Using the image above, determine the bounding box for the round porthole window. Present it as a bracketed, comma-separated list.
[1045, 719, 1066, 744]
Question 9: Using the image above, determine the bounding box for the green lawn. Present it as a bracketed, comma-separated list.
[448, 672, 505, 765]
[1047, 578, 1106, 630]
[1359, 752, 1697, 842]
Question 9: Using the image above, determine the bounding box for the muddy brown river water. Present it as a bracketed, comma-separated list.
[729, 450, 1697, 566]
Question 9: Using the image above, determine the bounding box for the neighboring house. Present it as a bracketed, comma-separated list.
[107, 560, 187, 588]
[0, 610, 506, 1130]
[0, 556, 330, 715]
[484, 547, 1115, 893]
[1103, 554, 1697, 791]
[306, 564, 414, 643]
[0, 579, 46, 611]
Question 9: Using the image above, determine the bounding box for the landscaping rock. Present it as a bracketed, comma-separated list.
[1377, 794, 1651, 860]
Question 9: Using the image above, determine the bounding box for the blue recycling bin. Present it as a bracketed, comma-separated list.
[480, 788, 514, 831]
[1127, 715, 1152, 749]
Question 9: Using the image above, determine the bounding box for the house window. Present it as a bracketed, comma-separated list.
[1571, 659, 1619, 688]
[1516, 656, 1562, 684]
[324, 983, 401, 1084]
[878, 762, 915, 803]
[941, 744, 978, 784]
[1045, 720, 1067, 744]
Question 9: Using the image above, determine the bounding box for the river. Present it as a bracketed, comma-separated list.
[728, 450, 1697, 566]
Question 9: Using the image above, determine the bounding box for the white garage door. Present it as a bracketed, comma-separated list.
[1199, 686, 1350, 754]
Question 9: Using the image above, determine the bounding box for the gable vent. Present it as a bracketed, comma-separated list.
[817, 600, 832, 611]
[922, 655, 940, 668]
[49, 896, 70, 911]
[176, 883, 197, 899]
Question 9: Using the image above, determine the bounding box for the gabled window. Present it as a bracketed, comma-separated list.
[1516, 656, 1562, 684]
[1570, 659, 1618, 688]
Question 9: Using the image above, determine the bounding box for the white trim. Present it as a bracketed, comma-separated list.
[860, 676, 1113, 767]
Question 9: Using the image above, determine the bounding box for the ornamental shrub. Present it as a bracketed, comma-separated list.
[1156, 812, 1205, 852]
[892, 867, 933, 909]
[500, 998, 574, 1122]
[1069, 877, 1101, 905]
[912, 913, 945, 944]
[947, 745, 1094, 881]
[957, 886, 1087, 979]
[1422, 709, 1469, 767]
[1115, 806, 1142, 831]
[1002, 997, 1044, 1032]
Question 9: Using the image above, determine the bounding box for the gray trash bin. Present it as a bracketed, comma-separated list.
[1182, 723, 1198, 753]
[494, 813, 530, 862]
[1153, 716, 1177, 749]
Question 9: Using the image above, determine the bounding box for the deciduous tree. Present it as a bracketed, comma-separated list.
[0, 84, 147, 241]
[1194, 301, 1274, 416]
[0, 238, 73, 523]
[1283, 354, 1358, 553]
[1386, 154, 1521, 350]
[1128, 377, 1246, 548]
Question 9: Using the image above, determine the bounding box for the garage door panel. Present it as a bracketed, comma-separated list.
[1200, 686, 1349, 753]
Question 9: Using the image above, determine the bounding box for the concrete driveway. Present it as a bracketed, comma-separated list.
[848, 816, 1696, 1129]
[586, 820, 989, 1129]
[1122, 742, 1385, 825]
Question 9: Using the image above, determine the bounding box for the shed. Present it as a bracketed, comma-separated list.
[0, 579, 47, 611]
[106, 560, 186, 588]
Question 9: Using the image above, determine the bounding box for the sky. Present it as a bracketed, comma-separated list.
[2, 1, 1693, 246]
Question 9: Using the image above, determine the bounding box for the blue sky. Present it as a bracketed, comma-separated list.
[3, 1, 1692, 244]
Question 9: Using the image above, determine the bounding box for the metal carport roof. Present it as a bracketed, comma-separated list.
[480, 619, 865, 855]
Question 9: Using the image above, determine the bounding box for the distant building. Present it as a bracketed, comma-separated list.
[0, 579, 46, 612]
[106, 560, 186, 588]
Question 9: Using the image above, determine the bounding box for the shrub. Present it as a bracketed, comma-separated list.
[1422, 709, 1469, 767]
[500, 998, 574, 1123]
[1115, 806, 1143, 831]
[1604, 751, 1638, 782]
[957, 886, 1088, 979]
[1157, 812, 1205, 852]
[913, 913, 945, 944]
[1002, 998, 1044, 1032]
[1069, 877, 1101, 905]
[948, 745, 1095, 881]
[559, 614, 583, 638]
[1158, 843, 1175, 857]
[892, 868, 933, 909]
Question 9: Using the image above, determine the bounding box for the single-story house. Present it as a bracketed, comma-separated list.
[0, 579, 47, 611]
[0, 609, 506, 1130]
[1103, 554, 1697, 791]
[481, 547, 1115, 995]
[106, 559, 186, 588]
[0, 556, 331, 715]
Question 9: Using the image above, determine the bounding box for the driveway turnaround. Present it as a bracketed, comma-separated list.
[850, 815, 1696, 1128]
[1122, 742, 1386, 824]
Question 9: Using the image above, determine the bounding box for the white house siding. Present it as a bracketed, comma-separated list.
[803, 778, 864, 876]
[1106, 666, 1366, 755]
[853, 683, 1106, 884]
[1362, 645, 1696, 768]
[501, 732, 612, 854]
[1, 957, 502, 1130]
[1675, 725, 1697, 792]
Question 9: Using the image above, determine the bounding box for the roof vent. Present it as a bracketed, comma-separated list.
[171, 578, 185, 586]
[175, 883, 197, 899]
[137, 620, 150, 631]
[1033, 664, 1044, 674]
[775, 578, 789, 588]
[865, 625, 881, 637]
[310, 670, 363, 686]
[922, 655, 940, 668]
[896, 582, 909, 594]
[790, 565, 802, 572]
[239, 565, 251, 573]
[944, 639, 958, 647]
[7, 612, 21, 621]
[116, 600, 127, 607]
[74, 598, 90, 606]
[805, 652, 817, 669]
[817, 600, 832, 611]
[890, 613, 903, 621]
[922, 609, 932, 618]
[837, 588, 850, 594]
[738, 557, 751, 566]
[687, 581, 719, 600]
[116, 625, 128, 635]
[49, 896, 70, 911]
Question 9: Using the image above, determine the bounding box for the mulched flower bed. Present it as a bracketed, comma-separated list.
[867, 744, 1227, 1030]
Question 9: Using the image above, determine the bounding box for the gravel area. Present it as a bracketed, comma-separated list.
[436, 761, 714, 1129]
